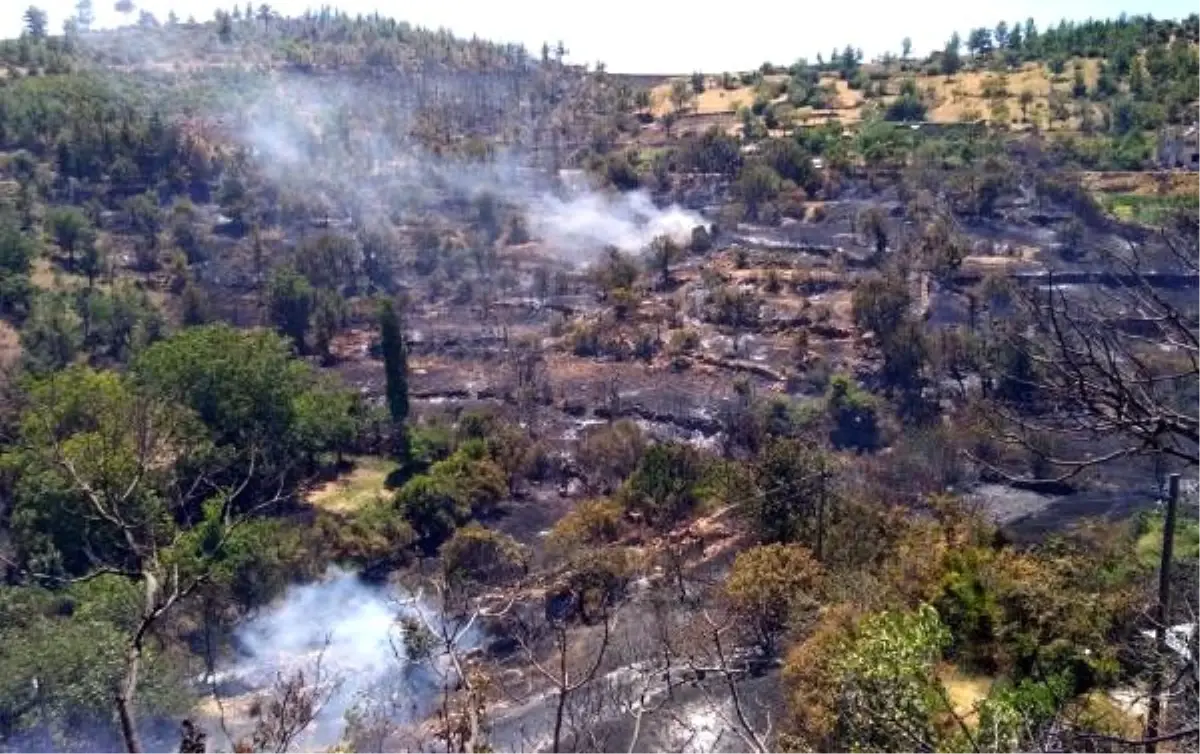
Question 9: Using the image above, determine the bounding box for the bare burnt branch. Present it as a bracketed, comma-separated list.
[980, 229, 1199, 480]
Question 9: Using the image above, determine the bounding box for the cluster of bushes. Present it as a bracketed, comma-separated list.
[569, 320, 660, 362]
[777, 488, 1172, 751]
[558, 380, 886, 550]
[884, 79, 928, 122]
[673, 127, 743, 176]
[20, 284, 166, 373]
[392, 439, 508, 553]
[0, 321, 362, 744]
[345, 410, 550, 559]
[582, 149, 643, 190]
[265, 231, 364, 360]
[932, 534, 1136, 681]
[726, 137, 827, 222]
[1050, 132, 1153, 171]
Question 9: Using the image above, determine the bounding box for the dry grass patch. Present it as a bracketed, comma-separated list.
[1092, 689, 1147, 738]
[33, 256, 98, 292]
[651, 58, 1108, 128]
[920, 60, 1100, 125]
[937, 667, 1143, 738]
[823, 76, 865, 111]
[650, 75, 788, 116]
[0, 319, 19, 369]
[31, 257, 68, 290]
[1082, 170, 1199, 197]
[32, 256, 171, 310]
[937, 664, 995, 723]
[791, 79, 865, 126]
[307, 455, 397, 514]
[962, 242, 1040, 267]
[1084, 170, 1199, 226]
[690, 85, 757, 114]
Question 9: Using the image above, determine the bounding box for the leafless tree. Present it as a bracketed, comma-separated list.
[681, 609, 775, 754]
[510, 597, 621, 753]
[975, 228, 1198, 482]
[505, 335, 551, 429]
[196, 631, 343, 753]
[244, 637, 344, 753]
[591, 579, 781, 754]
[555, 608, 685, 754]
[391, 573, 516, 753]
[501, 586, 681, 752]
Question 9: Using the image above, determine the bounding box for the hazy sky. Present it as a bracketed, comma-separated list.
[5, 0, 1197, 72]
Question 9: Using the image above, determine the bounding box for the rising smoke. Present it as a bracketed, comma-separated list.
[531, 188, 705, 259]
[0, 56, 734, 753]
[22, 32, 720, 754]
[230, 75, 707, 266]
[210, 567, 477, 750]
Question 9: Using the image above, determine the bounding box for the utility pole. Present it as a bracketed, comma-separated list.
[1144, 472, 1180, 753]
[815, 456, 827, 562]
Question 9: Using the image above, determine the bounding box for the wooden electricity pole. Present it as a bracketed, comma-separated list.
[1144, 472, 1181, 753]
[815, 455, 827, 562]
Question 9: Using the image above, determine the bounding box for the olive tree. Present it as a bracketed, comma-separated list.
[2, 367, 290, 752]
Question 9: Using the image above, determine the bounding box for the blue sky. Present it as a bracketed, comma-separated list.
[4, 0, 1197, 72]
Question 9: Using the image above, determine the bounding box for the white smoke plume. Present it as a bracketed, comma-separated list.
[210, 567, 478, 750]
[396, 153, 709, 261]
[531, 188, 705, 259]
[226, 76, 708, 267]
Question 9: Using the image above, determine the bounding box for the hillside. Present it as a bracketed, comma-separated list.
[648, 60, 1110, 126]
[0, 7, 1197, 754]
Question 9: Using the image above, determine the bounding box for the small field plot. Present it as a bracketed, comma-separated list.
[938, 665, 995, 724]
[307, 456, 397, 514]
[0, 319, 19, 369]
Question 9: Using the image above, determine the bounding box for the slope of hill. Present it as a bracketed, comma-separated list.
[0, 7, 1196, 754]
[648, 54, 1179, 130]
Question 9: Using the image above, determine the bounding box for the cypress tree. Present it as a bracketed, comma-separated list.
[378, 298, 409, 426]
[266, 266, 313, 354]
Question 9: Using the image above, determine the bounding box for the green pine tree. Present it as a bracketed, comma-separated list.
[1129, 59, 1146, 99]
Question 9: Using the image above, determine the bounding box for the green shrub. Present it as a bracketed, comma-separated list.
[548, 498, 624, 552]
[884, 94, 927, 122]
[442, 523, 526, 586]
[408, 421, 455, 469]
[429, 442, 508, 517]
[620, 442, 706, 529]
[396, 474, 466, 554]
[668, 328, 701, 354]
[826, 375, 881, 451]
[325, 501, 417, 569]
